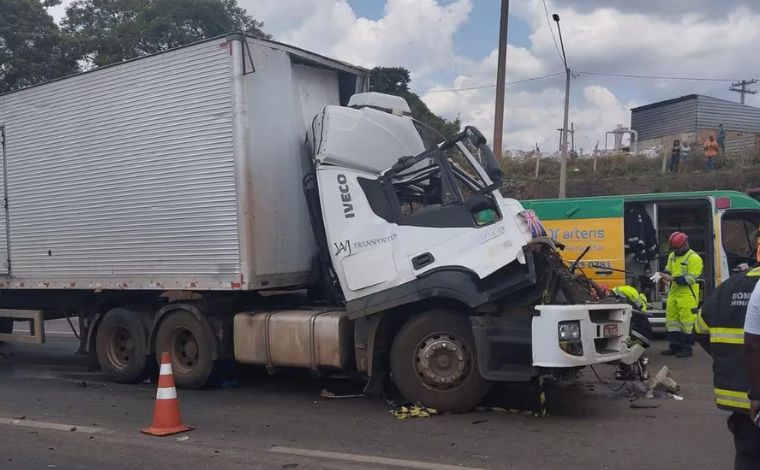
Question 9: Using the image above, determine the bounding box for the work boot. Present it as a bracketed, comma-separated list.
[676, 347, 693, 358]
[661, 343, 680, 356]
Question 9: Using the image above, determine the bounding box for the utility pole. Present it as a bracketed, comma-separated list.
[553, 13, 570, 199]
[729, 79, 757, 105]
[492, 0, 510, 161]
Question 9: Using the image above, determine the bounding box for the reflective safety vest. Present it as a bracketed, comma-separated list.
[611, 285, 648, 312]
[694, 267, 760, 413]
[665, 249, 703, 299]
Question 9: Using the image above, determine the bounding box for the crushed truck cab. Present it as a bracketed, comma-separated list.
[308, 91, 632, 385]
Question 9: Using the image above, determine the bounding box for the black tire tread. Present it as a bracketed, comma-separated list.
[95, 308, 149, 383]
[390, 310, 491, 413]
[154, 309, 216, 389]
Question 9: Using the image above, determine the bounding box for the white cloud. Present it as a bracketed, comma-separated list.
[48, 0, 760, 153]
[245, 0, 472, 79]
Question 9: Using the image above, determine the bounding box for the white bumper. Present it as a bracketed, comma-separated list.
[531, 304, 632, 368]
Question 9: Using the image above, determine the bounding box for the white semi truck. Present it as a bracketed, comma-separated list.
[0, 34, 631, 411]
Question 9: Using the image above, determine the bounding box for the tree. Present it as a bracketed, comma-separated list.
[62, 0, 270, 67]
[0, 0, 77, 93]
[370, 66, 460, 139]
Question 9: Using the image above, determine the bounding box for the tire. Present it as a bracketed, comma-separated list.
[95, 308, 149, 383]
[390, 310, 492, 413]
[154, 309, 216, 389]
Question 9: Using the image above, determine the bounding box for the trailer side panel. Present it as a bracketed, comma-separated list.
[0, 40, 242, 289]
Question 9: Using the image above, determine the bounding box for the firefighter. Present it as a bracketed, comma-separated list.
[652, 231, 703, 357]
[695, 268, 760, 469]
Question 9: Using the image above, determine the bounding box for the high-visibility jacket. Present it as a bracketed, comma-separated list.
[704, 140, 719, 157]
[611, 285, 648, 312]
[694, 268, 759, 413]
[665, 249, 702, 300]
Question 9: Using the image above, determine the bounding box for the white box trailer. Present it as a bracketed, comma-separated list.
[0, 34, 633, 413]
[0, 34, 367, 291]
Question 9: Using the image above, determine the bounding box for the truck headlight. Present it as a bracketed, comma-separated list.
[559, 321, 581, 340]
[558, 321, 583, 356]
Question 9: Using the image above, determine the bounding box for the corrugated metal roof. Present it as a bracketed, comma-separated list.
[631, 95, 698, 140]
[631, 94, 760, 139]
[631, 94, 698, 112]
[696, 95, 760, 132]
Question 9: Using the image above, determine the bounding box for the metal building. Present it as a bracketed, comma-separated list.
[631, 94, 760, 156]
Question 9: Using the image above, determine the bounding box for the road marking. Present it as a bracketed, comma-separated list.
[0, 418, 105, 434]
[269, 446, 487, 470]
[12, 330, 77, 337]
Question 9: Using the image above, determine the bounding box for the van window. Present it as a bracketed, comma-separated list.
[721, 212, 760, 270]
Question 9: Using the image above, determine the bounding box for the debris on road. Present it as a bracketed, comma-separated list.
[644, 366, 681, 398]
[391, 405, 438, 419]
[176, 436, 190, 442]
[320, 388, 364, 399]
[12, 415, 25, 420]
[630, 401, 661, 409]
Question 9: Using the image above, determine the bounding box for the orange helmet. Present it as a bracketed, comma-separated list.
[668, 231, 688, 249]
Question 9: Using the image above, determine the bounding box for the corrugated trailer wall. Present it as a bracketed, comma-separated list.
[0, 40, 243, 290]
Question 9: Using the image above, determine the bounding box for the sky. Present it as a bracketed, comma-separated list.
[47, 0, 760, 154]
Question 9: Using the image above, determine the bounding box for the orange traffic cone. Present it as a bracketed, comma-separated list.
[142, 352, 192, 436]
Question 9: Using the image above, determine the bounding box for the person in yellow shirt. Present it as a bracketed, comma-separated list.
[652, 232, 704, 357]
[704, 135, 719, 170]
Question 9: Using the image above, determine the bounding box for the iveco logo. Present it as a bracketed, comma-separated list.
[337, 174, 355, 219]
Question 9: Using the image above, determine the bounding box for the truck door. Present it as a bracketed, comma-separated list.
[0, 128, 9, 275]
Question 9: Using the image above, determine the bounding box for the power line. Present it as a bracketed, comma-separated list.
[729, 79, 758, 104]
[418, 72, 563, 94]
[578, 70, 747, 82]
[541, 0, 564, 66]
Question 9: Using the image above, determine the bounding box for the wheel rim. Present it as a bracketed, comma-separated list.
[414, 332, 472, 390]
[170, 327, 199, 375]
[107, 327, 134, 370]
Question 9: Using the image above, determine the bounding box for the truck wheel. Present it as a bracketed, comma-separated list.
[154, 310, 215, 389]
[95, 308, 149, 383]
[390, 310, 491, 413]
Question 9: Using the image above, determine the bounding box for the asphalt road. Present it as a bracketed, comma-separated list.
[0, 321, 735, 469]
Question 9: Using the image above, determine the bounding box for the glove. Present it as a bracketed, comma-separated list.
[649, 272, 662, 283]
[674, 275, 688, 285]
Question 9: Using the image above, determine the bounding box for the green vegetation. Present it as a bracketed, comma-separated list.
[369, 66, 461, 139]
[0, 0, 268, 92]
[503, 152, 760, 200]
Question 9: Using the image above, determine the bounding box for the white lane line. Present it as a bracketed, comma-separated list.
[13, 330, 77, 335]
[0, 418, 105, 434]
[269, 446, 488, 470]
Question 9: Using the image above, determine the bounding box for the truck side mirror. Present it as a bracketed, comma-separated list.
[479, 144, 502, 186]
[463, 126, 502, 186]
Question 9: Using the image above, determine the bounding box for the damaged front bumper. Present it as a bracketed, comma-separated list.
[531, 303, 632, 368]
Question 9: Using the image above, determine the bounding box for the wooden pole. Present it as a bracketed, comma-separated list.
[492, 0, 510, 161]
